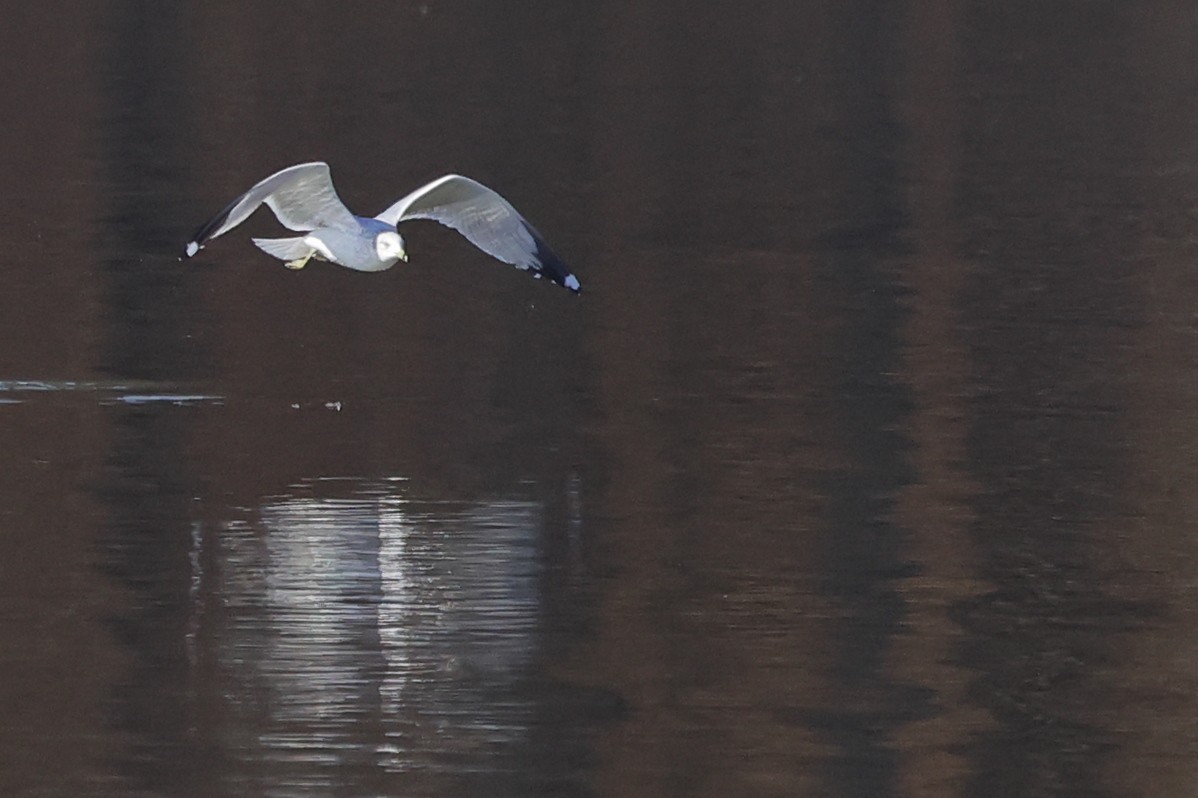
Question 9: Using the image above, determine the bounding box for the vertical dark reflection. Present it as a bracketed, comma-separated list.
[470, 2, 600, 476]
[97, 8, 196, 382]
[94, 2, 207, 794]
[952, 3, 1158, 796]
[807, 3, 926, 796]
[451, 10, 614, 795]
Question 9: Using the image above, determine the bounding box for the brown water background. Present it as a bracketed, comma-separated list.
[3, 2, 1198, 796]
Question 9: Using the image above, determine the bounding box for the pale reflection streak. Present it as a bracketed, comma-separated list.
[206, 482, 544, 789]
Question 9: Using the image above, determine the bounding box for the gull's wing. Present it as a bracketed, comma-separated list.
[375, 175, 580, 293]
[183, 162, 357, 258]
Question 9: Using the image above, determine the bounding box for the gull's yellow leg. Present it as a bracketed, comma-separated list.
[285, 251, 313, 270]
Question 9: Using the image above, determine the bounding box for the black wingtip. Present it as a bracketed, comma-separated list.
[185, 192, 244, 259]
[529, 227, 581, 294]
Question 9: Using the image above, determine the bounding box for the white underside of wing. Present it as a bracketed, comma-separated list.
[259, 165, 358, 232]
[375, 175, 541, 269]
[200, 162, 359, 245]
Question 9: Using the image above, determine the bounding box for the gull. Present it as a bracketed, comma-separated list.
[182, 161, 580, 293]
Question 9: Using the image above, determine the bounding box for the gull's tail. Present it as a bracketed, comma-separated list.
[251, 236, 314, 262]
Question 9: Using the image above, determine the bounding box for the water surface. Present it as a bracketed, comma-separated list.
[2, 2, 1198, 797]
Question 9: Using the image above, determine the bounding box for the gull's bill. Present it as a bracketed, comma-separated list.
[182, 161, 580, 293]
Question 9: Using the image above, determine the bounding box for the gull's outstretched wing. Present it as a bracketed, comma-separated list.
[183, 162, 357, 258]
[375, 175, 580, 293]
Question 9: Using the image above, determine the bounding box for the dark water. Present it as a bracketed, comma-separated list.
[3, 2, 1198, 796]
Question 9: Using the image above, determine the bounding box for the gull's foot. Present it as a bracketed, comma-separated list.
[284, 256, 310, 271]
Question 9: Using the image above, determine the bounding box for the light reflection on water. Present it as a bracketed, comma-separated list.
[194, 481, 548, 791]
[0, 380, 223, 406]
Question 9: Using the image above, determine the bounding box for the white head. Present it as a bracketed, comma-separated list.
[375, 231, 407, 262]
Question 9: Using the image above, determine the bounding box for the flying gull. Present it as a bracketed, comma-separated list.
[182, 162, 580, 293]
